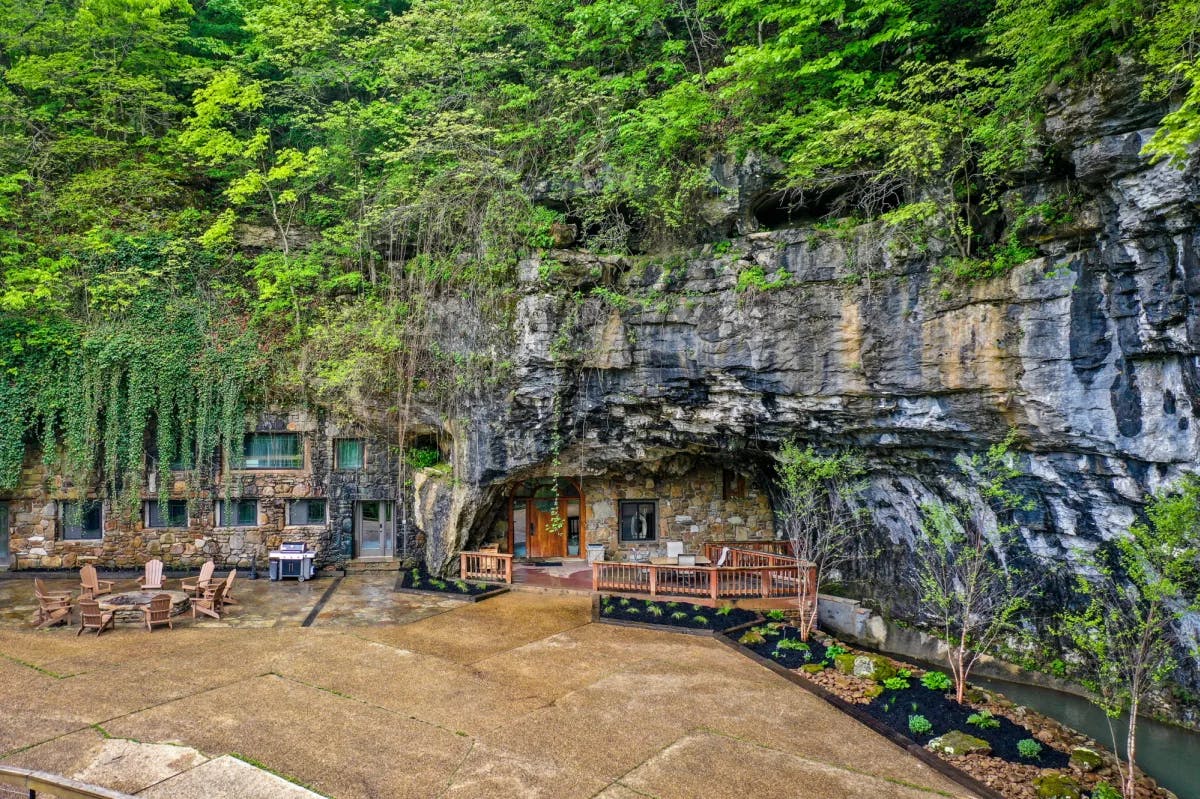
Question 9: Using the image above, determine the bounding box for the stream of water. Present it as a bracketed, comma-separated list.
[969, 674, 1200, 799]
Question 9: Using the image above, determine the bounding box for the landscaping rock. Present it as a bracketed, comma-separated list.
[739, 630, 766, 645]
[927, 731, 992, 756]
[847, 654, 896, 681]
[863, 684, 884, 698]
[1033, 773, 1082, 799]
[1069, 747, 1103, 772]
[834, 654, 859, 675]
[801, 663, 825, 674]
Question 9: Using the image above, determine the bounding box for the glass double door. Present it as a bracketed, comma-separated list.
[512, 498, 581, 559]
[355, 500, 393, 558]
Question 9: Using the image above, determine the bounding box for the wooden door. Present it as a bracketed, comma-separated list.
[528, 505, 564, 559]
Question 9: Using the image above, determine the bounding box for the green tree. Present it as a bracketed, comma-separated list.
[913, 431, 1044, 703]
[1060, 476, 1200, 799]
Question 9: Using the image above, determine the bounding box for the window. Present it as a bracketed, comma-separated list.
[216, 499, 258, 527]
[722, 469, 747, 500]
[335, 439, 365, 470]
[62, 501, 103, 540]
[145, 499, 188, 528]
[619, 500, 657, 542]
[242, 433, 302, 469]
[288, 499, 327, 525]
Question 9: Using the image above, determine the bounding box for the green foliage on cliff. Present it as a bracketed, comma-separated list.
[0, 0, 1197, 494]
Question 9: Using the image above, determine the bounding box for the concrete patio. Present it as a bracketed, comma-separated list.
[0, 574, 975, 798]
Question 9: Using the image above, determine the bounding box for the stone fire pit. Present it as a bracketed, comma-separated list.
[97, 590, 190, 623]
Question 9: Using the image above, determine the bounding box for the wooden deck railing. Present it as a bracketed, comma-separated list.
[0, 765, 136, 799]
[701, 544, 797, 568]
[703, 539, 792, 557]
[460, 551, 513, 584]
[592, 559, 817, 607]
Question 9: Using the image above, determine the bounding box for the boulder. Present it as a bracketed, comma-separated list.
[834, 654, 859, 675]
[851, 655, 896, 681]
[801, 663, 825, 674]
[1069, 747, 1103, 773]
[739, 630, 766, 645]
[927, 731, 992, 756]
[1033, 774, 1082, 799]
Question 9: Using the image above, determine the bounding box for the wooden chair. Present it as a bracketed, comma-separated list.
[219, 568, 239, 606]
[77, 599, 115, 636]
[180, 560, 215, 598]
[191, 579, 227, 620]
[79, 564, 114, 600]
[480, 544, 500, 554]
[140, 558, 164, 590]
[142, 593, 173, 632]
[34, 579, 73, 629]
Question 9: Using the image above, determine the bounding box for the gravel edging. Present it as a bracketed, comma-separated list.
[590, 594, 761, 638]
[715, 632, 1007, 799]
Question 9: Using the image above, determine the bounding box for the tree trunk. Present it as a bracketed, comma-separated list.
[1124, 700, 1138, 799]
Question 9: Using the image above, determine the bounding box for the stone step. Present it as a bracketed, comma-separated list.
[341, 559, 402, 573]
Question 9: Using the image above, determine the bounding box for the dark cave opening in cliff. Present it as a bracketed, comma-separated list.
[751, 186, 904, 230]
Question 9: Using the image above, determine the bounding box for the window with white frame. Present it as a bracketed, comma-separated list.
[287, 499, 327, 526]
[216, 499, 258, 527]
[61, 500, 104, 540]
[145, 499, 188, 528]
[242, 433, 302, 469]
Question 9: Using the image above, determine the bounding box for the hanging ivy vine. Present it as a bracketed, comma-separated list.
[0, 238, 268, 513]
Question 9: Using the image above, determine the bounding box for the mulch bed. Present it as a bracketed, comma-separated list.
[395, 568, 508, 601]
[597, 595, 758, 632]
[725, 622, 1172, 799]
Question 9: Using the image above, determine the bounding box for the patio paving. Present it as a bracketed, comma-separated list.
[0, 573, 977, 798]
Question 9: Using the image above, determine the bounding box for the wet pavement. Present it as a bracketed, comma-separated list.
[0, 574, 975, 799]
[0, 571, 458, 630]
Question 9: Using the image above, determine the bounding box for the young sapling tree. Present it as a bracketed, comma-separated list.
[1060, 476, 1200, 799]
[773, 442, 870, 641]
[914, 431, 1045, 703]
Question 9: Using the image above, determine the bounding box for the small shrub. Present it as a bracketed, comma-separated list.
[1091, 782, 1121, 799]
[601, 603, 614, 615]
[908, 715, 933, 735]
[619, 598, 630, 607]
[967, 710, 1000, 730]
[473, 582, 487, 590]
[920, 671, 953, 691]
[692, 615, 709, 625]
[430, 579, 447, 590]
[765, 609, 787, 622]
[715, 605, 733, 616]
[825, 644, 848, 658]
[665, 602, 679, 608]
[671, 611, 687, 621]
[1017, 738, 1042, 760]
[883, 675, 911, 691]
[626, 607, 640, 615]
[453, 580, 469, 592]
[646, 604, 663, 617]
[776, 638, 810, 652]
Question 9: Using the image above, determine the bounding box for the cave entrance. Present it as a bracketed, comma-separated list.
[509, 478, 585, 559]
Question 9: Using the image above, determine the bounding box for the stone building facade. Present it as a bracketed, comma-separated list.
[478, 459, 776, 559]
[0, 409, 415, 571]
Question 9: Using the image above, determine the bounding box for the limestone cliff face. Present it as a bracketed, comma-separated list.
[420, 77, 1200, 716]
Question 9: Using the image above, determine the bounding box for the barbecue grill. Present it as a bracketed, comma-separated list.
[268, 541, 316, 581]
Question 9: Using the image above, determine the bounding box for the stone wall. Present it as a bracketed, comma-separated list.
[0, 408, 405, 571]
[478, 460, 774, 558]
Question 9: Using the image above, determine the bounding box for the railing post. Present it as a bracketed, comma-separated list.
[460, 553, 467, 580]
[505, 555, 513, 584]
[592, 562, 599, 592]
[709, 567, 718, 601]
[649, 566, 657, 596]
[762, 567, 771, 598]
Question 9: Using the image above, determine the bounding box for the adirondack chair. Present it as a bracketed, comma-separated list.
[77, 599, 115, 636]
[219, 568, 239, 606]
[34, 579, 73, 629]
[142, 593, 173, 632]
[140, 558, 164, 590]
[180, 560, 215, 598]
[191, 579, 227, 620]
[79, 564, 114, 600]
